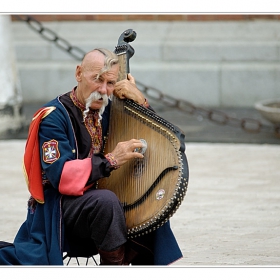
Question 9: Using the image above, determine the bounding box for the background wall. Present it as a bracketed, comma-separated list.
[10, 14, 280, 108]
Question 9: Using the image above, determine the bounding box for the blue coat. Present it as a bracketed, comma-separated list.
[0, 94, 182, 265]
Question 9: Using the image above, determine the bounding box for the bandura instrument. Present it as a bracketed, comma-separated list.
[98, 29, 189, 239]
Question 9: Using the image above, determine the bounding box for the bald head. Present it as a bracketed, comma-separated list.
[81, 48, 119, 77]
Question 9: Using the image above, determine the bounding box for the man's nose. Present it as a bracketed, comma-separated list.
[98, 82, 107, 94]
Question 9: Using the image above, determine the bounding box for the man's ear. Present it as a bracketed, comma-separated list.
[75, 65, 82, 82]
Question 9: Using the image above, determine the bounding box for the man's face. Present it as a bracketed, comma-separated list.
[76, 54, 119, 110]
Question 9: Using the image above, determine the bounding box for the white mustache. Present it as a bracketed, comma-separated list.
[85, 92, 109, 106]
[83, 92, 109, 123]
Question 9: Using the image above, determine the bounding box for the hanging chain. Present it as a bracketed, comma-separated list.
[13, 15, 280, 137]
[135, 81, 280, 136]
[13, 15, 86, 61]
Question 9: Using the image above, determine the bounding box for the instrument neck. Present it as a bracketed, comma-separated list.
[117, 53, 129, 81]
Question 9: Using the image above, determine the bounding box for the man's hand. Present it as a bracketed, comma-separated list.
[110, 139, 145, 167]
[113, 73, 146, 105]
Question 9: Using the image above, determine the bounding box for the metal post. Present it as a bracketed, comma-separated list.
[0, 15, 24, 136]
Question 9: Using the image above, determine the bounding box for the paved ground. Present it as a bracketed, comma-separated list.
[0, 139, 279, 267]
[0, 102, 280, 269]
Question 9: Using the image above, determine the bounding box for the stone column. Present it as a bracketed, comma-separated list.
[0, 14, 24, 135]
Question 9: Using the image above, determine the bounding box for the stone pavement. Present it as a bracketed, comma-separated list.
[0, 139, 279, 266]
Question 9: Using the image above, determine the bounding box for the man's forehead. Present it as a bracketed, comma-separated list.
[102, 65, 119, 79]
[86, 64, 119, 80]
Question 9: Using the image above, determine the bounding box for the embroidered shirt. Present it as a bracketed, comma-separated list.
[61, 89, 103, 158]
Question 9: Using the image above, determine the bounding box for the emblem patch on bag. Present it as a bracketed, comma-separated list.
[42, 139, 60, 163]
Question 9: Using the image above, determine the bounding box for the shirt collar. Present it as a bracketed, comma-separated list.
[70, 87, 86, 111]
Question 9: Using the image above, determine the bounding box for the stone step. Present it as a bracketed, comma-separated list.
[10, 20, 280, 107]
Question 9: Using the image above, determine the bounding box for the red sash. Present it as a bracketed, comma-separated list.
[23, 107, 56, 204]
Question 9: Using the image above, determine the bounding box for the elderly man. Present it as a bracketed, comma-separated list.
[0, 48, 182, 265]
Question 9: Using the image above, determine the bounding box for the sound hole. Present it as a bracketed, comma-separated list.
[133, 158, 146, 177]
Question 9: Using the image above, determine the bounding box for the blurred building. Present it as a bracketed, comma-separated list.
[10, 14, 280, 108]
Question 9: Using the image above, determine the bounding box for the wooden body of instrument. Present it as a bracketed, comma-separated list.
[98, 29, 189, 238]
